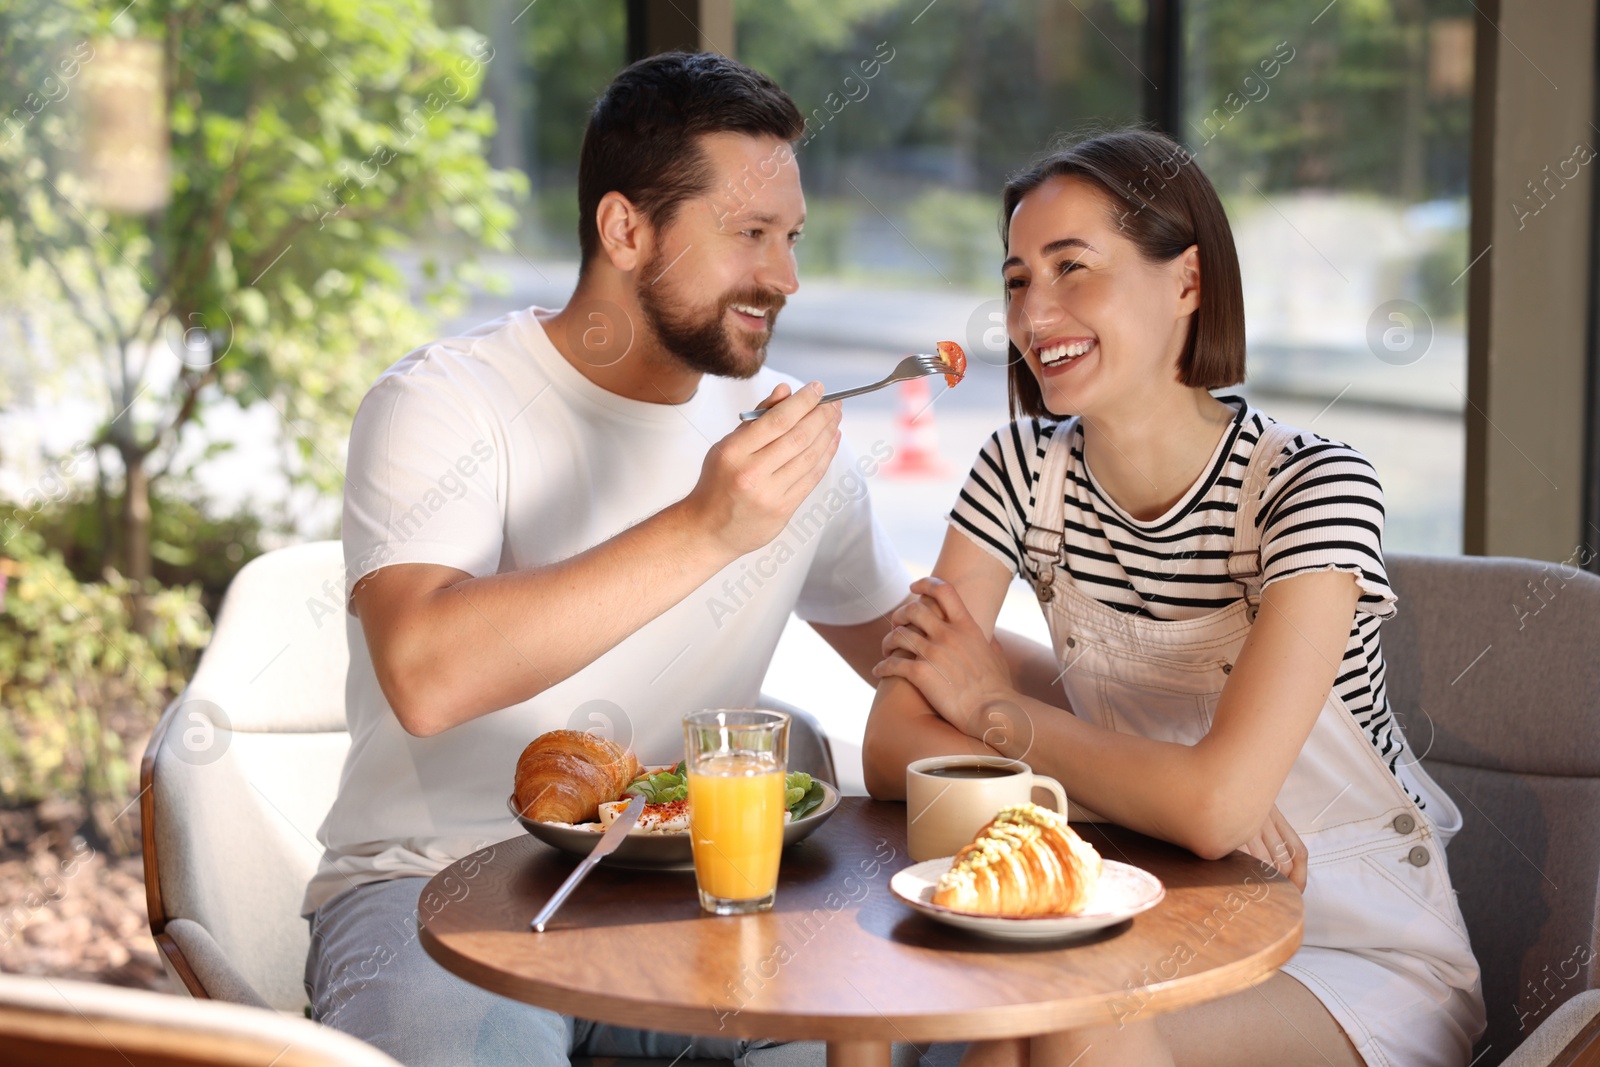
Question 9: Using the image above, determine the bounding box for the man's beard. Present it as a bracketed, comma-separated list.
[636, 247, 785, 379]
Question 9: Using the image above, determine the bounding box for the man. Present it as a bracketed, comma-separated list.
[301, 51, 919, 1067]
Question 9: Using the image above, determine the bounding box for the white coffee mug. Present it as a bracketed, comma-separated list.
[906, 755, 1069, 862]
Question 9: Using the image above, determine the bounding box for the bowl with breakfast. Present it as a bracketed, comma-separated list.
[508, 729, 840, 869]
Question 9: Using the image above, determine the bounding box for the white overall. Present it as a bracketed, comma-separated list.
[1019, 418, 1486, 1067]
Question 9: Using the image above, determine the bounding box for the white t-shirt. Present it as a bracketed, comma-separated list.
[303, 307, 909, 915]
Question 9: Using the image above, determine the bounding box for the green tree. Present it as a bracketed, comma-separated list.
[0, 0, 523, 614]
[738, 0, 1144, 197]
[1182, 0, 1472, 202]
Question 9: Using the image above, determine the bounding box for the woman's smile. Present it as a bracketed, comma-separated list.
[1034, 336, 1098, 377]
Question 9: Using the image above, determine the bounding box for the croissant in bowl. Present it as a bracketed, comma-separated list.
[513, 730, 641, 824]
[930, 803, 1102, 917]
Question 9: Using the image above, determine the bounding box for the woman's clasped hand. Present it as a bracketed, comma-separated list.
[874, 576, 1017, 742]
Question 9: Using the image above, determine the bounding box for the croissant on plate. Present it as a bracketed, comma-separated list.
[513, 730, 641, 824]
[931, 803, 1102, 917]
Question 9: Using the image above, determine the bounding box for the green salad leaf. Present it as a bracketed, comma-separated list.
[623, 766, 827, 818]
[785, 772, 827, 820]
[623, 766, 687, 804]
[783, 771, 808, 810]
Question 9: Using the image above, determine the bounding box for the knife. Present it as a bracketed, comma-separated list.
[530, 792, 645, 933]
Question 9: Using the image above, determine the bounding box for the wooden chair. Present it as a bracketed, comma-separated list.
[1385, 552, 1600, 1066]
[0, 972, 399, 1066]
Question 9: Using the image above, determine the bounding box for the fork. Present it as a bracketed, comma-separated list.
[738, 354, 951, 421]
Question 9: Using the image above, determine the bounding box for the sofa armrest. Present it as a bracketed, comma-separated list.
[162, 918, 273, 1010]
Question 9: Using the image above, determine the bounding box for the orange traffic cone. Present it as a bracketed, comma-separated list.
[881, 376, 952, 479]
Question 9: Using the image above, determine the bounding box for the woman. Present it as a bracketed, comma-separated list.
[861, 130, 1484, 1067]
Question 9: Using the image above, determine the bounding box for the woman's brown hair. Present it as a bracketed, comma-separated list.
[1000, 128, 1246, 419]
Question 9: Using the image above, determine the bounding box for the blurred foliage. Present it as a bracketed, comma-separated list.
[740, 0, 1144, 198]
[1183, 0, 1473, 202]
[792, 198, 855, 276]
[0, 529, 210, 854]
[0, 0, 524, 585]
[905, 190, 1003, 287]
[741, 0, 1467, 300]
[1416, 235, 1467, 321]
[433, 0, 1143, 259]
[430, 0, 624, 255]
[11, 478, 273, 621]
[520, 0, 626, 189]
[419, 0, 1471, 297]
[0, 223, 101, 411]
[733, 0, 1140, 292]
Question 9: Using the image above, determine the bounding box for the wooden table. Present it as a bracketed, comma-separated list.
[419, 799, 1302, 1067]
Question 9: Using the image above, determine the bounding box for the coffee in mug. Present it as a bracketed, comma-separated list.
[906, 755, 1068, 862]
[922, 764, 1021, 780]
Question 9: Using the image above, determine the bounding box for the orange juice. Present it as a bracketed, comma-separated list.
[687, 754, 785, 902]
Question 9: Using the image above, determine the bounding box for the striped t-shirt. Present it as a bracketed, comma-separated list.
[948, 394, 1424, 807]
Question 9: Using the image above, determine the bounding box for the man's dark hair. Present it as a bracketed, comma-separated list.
[577, 52, 804, 269]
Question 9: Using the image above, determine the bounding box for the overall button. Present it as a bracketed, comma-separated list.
[1406, 845, 1431, 867]
[1065, 636, 1077, 648]
[1221, 663, 1233, 674]
[1392, 813, 1416, 835]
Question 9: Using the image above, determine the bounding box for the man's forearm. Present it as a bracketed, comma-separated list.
[369, 378, 847, 736]
[861, 676, 1002, 799]
[380, 499, 738, 735]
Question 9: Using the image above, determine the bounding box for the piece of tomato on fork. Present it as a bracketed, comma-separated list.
[936, 340, 967, 388]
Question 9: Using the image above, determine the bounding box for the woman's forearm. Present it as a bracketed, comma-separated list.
[995, 629, 1073, 710]
[983, 693, 1252, 859]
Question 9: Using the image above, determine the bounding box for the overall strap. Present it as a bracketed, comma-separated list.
[1228, 419, 1304, 623]
[1021, 419, 1079, 603]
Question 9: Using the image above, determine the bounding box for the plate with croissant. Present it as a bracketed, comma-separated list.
[509, 729, 841, 870]
[890, 804, 1165, 941]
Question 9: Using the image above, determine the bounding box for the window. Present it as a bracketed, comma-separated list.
[478, 0, 1474, 563]
[1182, 0, 1474, 553]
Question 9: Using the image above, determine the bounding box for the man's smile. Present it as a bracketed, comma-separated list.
[728, 303, 770, 331]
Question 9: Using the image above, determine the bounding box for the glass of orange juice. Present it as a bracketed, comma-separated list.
[683, 708, 790, 915]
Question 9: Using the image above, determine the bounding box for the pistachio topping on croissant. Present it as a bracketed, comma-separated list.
[931, 803, 1102, 917]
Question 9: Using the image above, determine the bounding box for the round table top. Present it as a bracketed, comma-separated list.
[419, 798, 1303, 1043]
